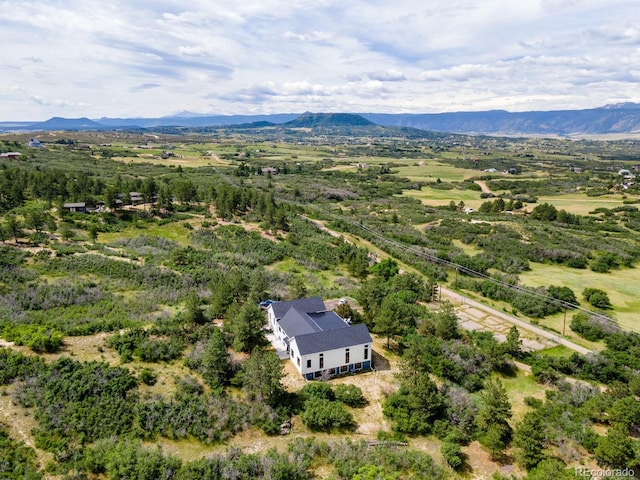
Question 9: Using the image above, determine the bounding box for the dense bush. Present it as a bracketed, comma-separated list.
[14, 358, 139, 451]
[0, 423, 42, 479]
[2, 325, 64, 353]
[137, 394, 251, 443]
[299, 382, 335, 401]
[570, 313, 620, 341]
[108, 328, 185, 363]
[0, 348, 45, 384]
[327, 439, 444, 479]
[301, 398, 355, 432]
[582, 287, 613, 309]
[334, 384, 367, 407]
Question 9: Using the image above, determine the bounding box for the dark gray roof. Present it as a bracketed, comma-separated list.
[279, 308, 348, 338]
[63, 202, 86, 208]
[293, 324, 372, 355]
[270, 296, 326, 320]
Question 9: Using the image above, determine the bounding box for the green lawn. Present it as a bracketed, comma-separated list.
[98, 219, 198, 246]
[402, 186, 485, 209]
[536, 193, 635, 215]
[537, 345, 576, 358]
[496, 371, 549, 422]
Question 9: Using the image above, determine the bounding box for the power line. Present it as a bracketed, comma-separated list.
[301, 202, 619, 329]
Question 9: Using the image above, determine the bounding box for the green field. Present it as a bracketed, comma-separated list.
[394, 162, 478, 182]
[520, 263, 640, 332]
[403, 185, 485, 209]
[536, 192, 635, 215]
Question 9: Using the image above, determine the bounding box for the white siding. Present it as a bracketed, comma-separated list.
[290, 339, 372, 377]
[267, 306, 277, 329]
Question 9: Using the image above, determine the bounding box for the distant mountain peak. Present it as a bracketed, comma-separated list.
[166, 111, 212, 118]
[601, 102, 640, 110]
[29, 117, 106, 130]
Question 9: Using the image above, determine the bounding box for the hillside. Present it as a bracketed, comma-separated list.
[4, 103, 640, 136]
[363, 103, 640, 136]
[27, 117, 107, 131]
[284, 112, 374, 128]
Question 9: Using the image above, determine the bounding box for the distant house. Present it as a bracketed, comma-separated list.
[267, 296, 373, 380]
[261, 166, 278, 175]
[28, 138, 43, 148]
[618, 169, 635, 181]
[129, 192, 144, 205]
[0, 152, 21, 160]
[63, 202, 87, 213]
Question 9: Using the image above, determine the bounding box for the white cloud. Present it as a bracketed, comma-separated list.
[366, 69, 406, 82]
[0, 0, 638, 119]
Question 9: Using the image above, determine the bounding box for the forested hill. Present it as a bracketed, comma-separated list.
[284, 112, 375, 128]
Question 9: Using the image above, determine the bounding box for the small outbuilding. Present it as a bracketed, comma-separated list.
[63, 202, 87, 213]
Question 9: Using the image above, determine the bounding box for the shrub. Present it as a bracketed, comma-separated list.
[582, 288, 612, 309]
[301, 398, 355, 432]
[4, 325, 64, 353]
[299, 382, 335, 401]
[334, 384, 367, 407]
[570, 313, 620, 341]
[139, 368, 158, 386]
[441, 441, 465, 470]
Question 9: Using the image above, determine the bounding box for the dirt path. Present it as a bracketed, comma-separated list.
[474, 180, 493, 194]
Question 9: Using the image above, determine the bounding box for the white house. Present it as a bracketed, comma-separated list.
[267, 296, 373, 380]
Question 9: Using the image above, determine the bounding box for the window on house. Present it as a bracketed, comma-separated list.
[345, 348, 350, 364]
[297, 357, 300, 366]
[329, 368, 336, 375]
[364, 345, 369, 360]
[355, 362, 362, 370]
[306, 359, 311, 368]
[340, 365, 348, 373]
[319, 353, 324, 369]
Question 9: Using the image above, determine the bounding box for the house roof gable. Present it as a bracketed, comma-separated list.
[279, 308, 348, 338]
[292, 323, 372, 355]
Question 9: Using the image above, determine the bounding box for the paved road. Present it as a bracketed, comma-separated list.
[441, 286, 593, 355]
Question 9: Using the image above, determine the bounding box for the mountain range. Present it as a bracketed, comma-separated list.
[2, 103, 640, 136]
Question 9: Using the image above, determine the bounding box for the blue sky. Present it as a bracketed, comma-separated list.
[1, 0, 639, 120]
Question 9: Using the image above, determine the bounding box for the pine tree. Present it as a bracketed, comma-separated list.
[201, 329, 230, 391]
[477, 377, 512, 458]
[504, 325, 522, 358]
[513, 411, 546, 470]
[242, 348, 284, 406]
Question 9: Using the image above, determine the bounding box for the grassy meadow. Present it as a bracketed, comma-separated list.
[520, 263, 640, 332]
